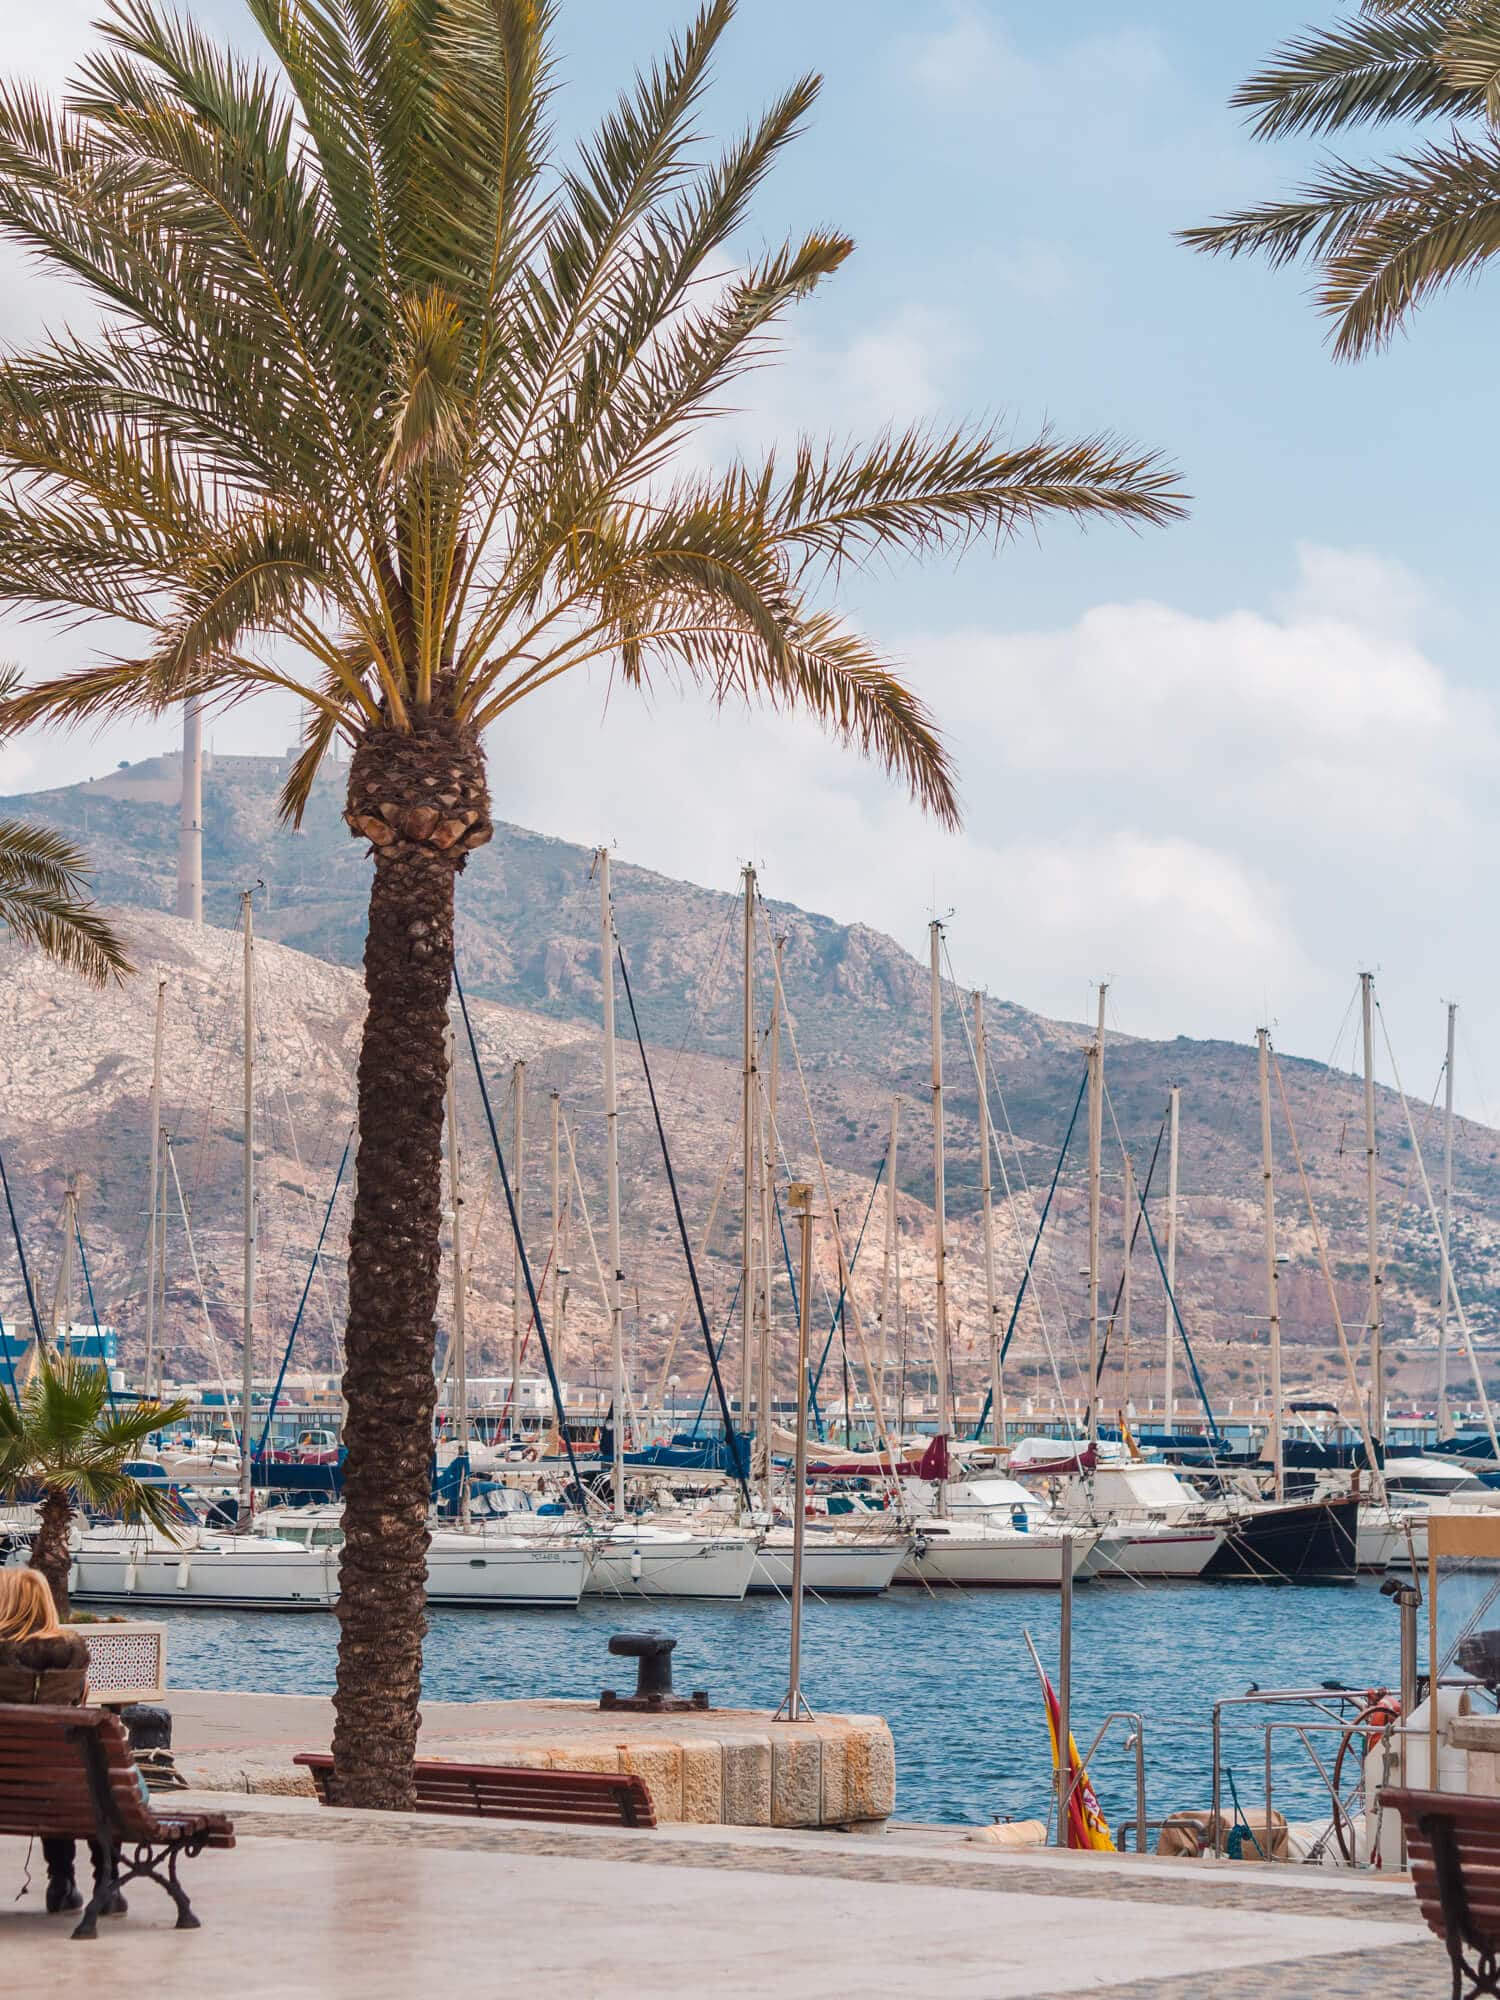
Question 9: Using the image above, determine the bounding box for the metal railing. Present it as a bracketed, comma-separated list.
[1057, 1709, 1148, 1852]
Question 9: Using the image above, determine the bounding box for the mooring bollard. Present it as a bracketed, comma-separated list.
[600, 1632, 709, 1713]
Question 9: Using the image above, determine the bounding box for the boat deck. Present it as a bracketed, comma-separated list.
[2, 1788, 1439, 1997]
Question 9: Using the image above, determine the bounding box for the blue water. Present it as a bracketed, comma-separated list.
[146, 1577, 1410, 1828]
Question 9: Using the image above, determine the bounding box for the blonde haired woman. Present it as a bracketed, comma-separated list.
[0, 1567, 117, 1916]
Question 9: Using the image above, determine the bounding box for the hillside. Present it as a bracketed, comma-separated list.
[4, 751, 1500, 1417]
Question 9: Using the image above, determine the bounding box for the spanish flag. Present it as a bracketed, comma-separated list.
[1024, 1630, 1116, 1852]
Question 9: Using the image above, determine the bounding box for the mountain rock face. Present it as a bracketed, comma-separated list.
[4, 751, 1499, 1416]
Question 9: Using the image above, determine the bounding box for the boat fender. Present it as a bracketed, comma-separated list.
[123, 1560, 138, 1594]
[630, 1548, 643, 1582]
[176, 1556, 192, 1591]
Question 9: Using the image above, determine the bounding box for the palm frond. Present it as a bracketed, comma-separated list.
[1229, 3, 1471, 138]
[0, 817, 131, 983]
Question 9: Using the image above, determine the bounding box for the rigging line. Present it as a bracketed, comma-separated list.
[661, 897, 737, 1102]
[164, 1136, 239, 1428]
[72, 1214, 115, 1413]
[970, 1067, 1086, 1439]
[0, 1125, 42, 1379]
[688, 1276, 744, 1439]
[454, 967, 593, 1509]
[257, 1131, 353, 1454]
[940, 949, 1079, 1422]
[276, 1076, 348, 1372]
[1373, 996, 1500, 1461]
[1122, 1142, 1224, 1445]
[614, 939, 751, 1505]
[1095, 1099, 1168, 1384]
[560, 1105, 612, 1401]
[653, 1110, 742, 1408]
[809, 1158, 887, 1404]
[1269, 1044, 1386, 1482]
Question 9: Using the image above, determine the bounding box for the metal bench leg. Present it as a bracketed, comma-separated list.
[71, 1865, 118, 1943]
[162, 1845, 200, 1930]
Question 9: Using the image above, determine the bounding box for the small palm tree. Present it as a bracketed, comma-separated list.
[0, 0, 1183, 1806]
[0, 1353, 186, 1618]
[0, 674, 130, 985]
[1182, 2, 1500, 356]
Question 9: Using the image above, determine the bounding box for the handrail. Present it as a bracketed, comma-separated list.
[1059, 1709, 1148, 1852]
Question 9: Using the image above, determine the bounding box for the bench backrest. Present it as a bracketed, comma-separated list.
[295, 1753, 656, 1828]
[0, 1702, 159, 1844]
[1379, 1786, 1500, 1951]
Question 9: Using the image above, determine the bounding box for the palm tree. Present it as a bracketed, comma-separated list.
[1182, 2, 1500, 357]
[0, 1352, 186, 1617]
[0, 675, 130, 984]
[0, 0, 1183, 1807]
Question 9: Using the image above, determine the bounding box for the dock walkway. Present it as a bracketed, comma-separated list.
[2, 1787, 1443, 1998]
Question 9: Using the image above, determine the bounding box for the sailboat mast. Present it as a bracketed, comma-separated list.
[877, 1098, 900, 1418]
[549, 1090, 562, 1392]
[598, 850, 625, 1520]
[143, 974, 166, 1395]
[1361, 972, 1384, 1458]
[1086, 984, 1107, 1450]
[509, 1059, 526, 1427]
[974, 992, 1004, 1447]
[176, 700, 203, 925]
[740, 866, 757, 1439]
[929, 922, 950, 1504]
[1163, 1083, 1179, 1432]
[445, 1036, 469, 1510]
[238, 888, 256, 1525]
[1257, 1027, 1284, 1500]
[1121, 1153, 1134, 1422]
[1439, 1002, 1457, 1438]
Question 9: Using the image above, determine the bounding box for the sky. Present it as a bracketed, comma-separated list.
[2, 1, 1498, 1118]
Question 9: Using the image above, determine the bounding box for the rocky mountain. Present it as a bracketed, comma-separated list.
[4, 750, 1500, 1418]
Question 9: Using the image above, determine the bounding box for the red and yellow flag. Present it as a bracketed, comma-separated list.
[1027, 1636, 1116, 1852]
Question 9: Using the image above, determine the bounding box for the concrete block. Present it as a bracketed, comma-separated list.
[771, 1732, 822, 1828]
[818, 1725, 850, 1825]
[546, 1741, 623, 1774]
[842, 1722, 896, 1823]
[619, 1741, 684, 1821]
[680, 1739, 723, 1823]
[720, 1735, 772, 1825]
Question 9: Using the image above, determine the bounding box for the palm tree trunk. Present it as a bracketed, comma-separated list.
[330, 716, 491, 1810]
[31, 1487, 73, 1619]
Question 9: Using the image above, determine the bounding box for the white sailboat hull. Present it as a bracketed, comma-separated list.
[895, 1524, 1098, 1588]
[583, 1533, 757, 1600]
[748, 1535, 907, 1596]
[72, 1533, 337, 1610]
[424, 1536, 586, 1607]
[1081, 1524, 1223, 1580]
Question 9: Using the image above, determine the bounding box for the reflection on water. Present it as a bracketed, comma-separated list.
[151, 1577, 1404, 1825]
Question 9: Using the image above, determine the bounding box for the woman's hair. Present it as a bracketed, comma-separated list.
[0, 1568, 63, 1642]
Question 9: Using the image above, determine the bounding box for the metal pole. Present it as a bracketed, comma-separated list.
[877, 1098, 900, 1418]
[1120, 1153, 1134, 1422]
[598, 850, 625, 1520]
[1163, 1083, 1179, 1431]
[974, 993, 1004, 1446]
[446, 1031, 469, 1522]
[142, 975, 166, 1394]
[509, 1058, 526, 1433]
[1362, 972, 1384, 1458]
[929, 924, 951, 1506]
[1087, 986, 1107, 1450]
[1398, 1580, 1420, 1865]
[237, 889, 256, 1525]
[778, 1181, 816, 1722]
[1439, 1002, 1457, 1439]
[757, 934, 782, 1508]
[176, 700, 203, 924]
[741, 866, 757, 1436]
[1257, 1028, 1285, 1501]
[1056, 1534, 1074, 1846]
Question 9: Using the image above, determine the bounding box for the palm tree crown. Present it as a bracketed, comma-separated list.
[1183, 1, 1500, 357]
[0, 1352, 186, 1617]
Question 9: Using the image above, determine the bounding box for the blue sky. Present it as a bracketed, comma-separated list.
[4, 2, 1498, 1119]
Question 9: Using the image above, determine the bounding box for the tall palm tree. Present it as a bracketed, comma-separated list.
[1182, 2, 1500, 357]
[0, 0, 1183, 1807]
[0, 674, 130, 984]
[0, 1352, 186, 1617]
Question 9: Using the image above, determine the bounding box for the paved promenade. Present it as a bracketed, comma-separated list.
[1, 1790, 1444, 1998]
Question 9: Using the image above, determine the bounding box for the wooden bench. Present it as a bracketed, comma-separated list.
[1380, 1786, 1500, 1999]
[294, 1752, 656, 1827]
[0, 1703, 234, 1940]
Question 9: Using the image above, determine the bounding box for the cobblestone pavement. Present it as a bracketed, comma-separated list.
[1035, 1938, 1451, 2000]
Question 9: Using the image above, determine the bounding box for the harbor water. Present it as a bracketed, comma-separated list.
[145, 1576, 1411, 1827]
